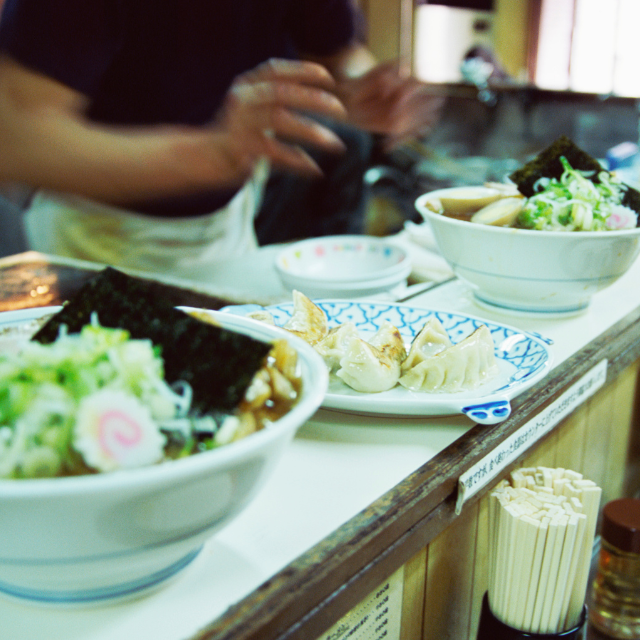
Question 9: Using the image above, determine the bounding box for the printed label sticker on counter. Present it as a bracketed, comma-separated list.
[317, 565, 404, 640]
[456, 358, 607, 514]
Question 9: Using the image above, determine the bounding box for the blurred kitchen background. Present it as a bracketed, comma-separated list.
[360, 0, 640, 233]
[2, 0, 640, 251]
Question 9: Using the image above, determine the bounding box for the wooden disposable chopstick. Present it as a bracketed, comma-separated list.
[565, 482, 601, 628]
[505, 503, 531, 627]
[544, 512, 580, 633]
[511, 513, 541, 629]
[522, 515, 550, 631]
[530, 511, 563, 632]
[554, 493, 587, 631]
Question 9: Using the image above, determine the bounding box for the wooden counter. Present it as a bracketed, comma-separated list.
[2, 251, 638, 640]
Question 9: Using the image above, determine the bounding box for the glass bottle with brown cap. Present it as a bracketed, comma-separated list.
[590, 498, 640, 638]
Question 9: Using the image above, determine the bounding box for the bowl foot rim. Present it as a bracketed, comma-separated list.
[0, 546, 201, 605]
[473, 292, 589, 316]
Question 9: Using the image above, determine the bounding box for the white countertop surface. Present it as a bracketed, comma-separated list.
[3, 243, 640, 640]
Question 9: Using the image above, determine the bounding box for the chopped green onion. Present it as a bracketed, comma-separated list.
[516, 156, 637, 231]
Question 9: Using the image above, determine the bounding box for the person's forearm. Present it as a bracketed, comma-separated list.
[2, 113, 244, 205]
[0, 60, 244, 204]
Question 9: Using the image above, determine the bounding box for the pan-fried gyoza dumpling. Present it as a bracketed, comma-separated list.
[336, 321, 407, 393]
[369, 321, 407, 365]
[399, 325, 499, 393]
[314, 321, 359, 372]
[282, 290, 328, 345]
[401, 317, 452, 374]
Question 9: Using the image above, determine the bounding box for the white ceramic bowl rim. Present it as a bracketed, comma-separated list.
[275, 235, 410, 283]
[0, 309, 328, 498]
[280, 264, 411, 290]
[416, 194, 640, 237]
[418, 186, 503, 199]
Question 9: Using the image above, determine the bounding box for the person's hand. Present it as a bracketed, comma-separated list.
[337, 61, 444, 150]
[215, 58, 348, 181]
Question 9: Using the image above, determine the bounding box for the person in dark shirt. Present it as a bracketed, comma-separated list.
[0, 0, 441, 274]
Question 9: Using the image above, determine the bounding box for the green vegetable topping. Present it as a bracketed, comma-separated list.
[516, 157, 638, 231]
[0, 318, 191, 478]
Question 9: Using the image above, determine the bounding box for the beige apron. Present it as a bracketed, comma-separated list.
[24, 160, 269, 279]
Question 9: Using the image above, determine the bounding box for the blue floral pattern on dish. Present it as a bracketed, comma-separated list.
[260, 301, 553, 423]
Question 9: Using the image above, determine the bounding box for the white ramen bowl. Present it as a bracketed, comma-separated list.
[0, 306, 327, 604]
[416, 192, 640, 314]
[275, 235, 411, 298]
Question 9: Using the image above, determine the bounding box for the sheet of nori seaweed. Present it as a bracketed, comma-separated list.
[622, 184, 640, 216]
[31, 267, 272, 413]
[509, 136, 603, 197]
[508, 135, 640, 224]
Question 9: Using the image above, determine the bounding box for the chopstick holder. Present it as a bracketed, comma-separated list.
[484, 467, 601, 637]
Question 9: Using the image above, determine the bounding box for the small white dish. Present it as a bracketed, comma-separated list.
[278, 271, 410, 299]
[0, 306, 327, 604]
[275, 235, 411, 298]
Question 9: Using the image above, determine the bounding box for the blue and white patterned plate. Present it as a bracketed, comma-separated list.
[230, 301, 553, 424]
